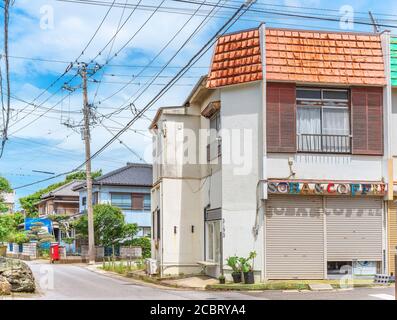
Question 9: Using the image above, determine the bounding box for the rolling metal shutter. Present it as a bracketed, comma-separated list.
[388, 201, 397, 274]
[325, 197, 383, 262]
[265, 196, 325, 280]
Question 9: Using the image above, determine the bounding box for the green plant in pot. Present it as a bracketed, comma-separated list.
[239, 251, 257, 284]
[218, 274, 226, 285]
[226, 255, 242, 283]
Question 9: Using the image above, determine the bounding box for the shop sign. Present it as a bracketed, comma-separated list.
[268, 181, 386, 196]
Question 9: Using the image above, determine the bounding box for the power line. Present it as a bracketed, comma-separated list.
[94, 0, 211, 105]
[55, 0, 397, 27]
[14, 0, 253, 190]
[99, 0, 224, 119]
[5, 0, 119, 139]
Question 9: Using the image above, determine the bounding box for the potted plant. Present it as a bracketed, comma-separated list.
[218, 274, 226, 285]
[239, 251, 257, 284]
[226, 255, 242, 283]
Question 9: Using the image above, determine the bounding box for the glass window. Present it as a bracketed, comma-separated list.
[296, 88, 350, 153]
[210, 111, 221, 132]
[143, 194, 151, 210]
[82, 197, 87, 206]
[297, 89, 321, 100]
[206, 220, 221, 263]
[323, 90, 349, 101]
[111, 193, 131, 209]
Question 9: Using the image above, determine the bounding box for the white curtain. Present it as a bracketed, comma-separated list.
[297, 107, 321, 151]
[323, 108, 350, 152]
[323, 108, 350, 135]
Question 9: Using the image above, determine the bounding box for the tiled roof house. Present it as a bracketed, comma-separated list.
[207, 27, 386, 88]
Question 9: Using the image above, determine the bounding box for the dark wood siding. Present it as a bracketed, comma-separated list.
[351, 87, 383, 155]
[266, 83, 296, 153]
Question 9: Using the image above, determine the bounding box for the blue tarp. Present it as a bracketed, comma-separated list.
[24, 217, 53, 233]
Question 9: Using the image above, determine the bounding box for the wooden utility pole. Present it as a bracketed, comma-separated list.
[81, 63, 95, 264]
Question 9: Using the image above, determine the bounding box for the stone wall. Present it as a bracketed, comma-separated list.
[81, 245, 104, 260]
[120, 246, 142, 259]
[22, 243, 37, 259]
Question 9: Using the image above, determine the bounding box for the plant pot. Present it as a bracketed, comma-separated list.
[243, 271, 255, 284]
[219, 278, 226, 284]
[232, 272, 242, 283]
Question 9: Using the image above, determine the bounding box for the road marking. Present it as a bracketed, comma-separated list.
[369, 294, 395, 300]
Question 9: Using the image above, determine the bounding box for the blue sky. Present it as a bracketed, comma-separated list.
[1, 0, 397, 208]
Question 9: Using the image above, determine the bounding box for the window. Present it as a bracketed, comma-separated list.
[132, 193, 144, 210]
[297, 88, 351, 153]
[143, 194, 151, 211]
[93, 192, 99, 205]
[111, 193, 132, 209]
[207, 111, 222, 162]
[82, 197, 87, 206]
[210, 111, 221, 132]
[205, 220, 221, 263]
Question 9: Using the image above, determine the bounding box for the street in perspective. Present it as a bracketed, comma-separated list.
[1, 0, 397, 312]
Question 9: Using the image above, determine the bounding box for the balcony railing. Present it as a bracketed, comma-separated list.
[297, 134, 351, 154]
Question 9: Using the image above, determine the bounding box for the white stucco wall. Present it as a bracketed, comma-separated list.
[267, 154, 384, 181]
[219, 81, 264, 279]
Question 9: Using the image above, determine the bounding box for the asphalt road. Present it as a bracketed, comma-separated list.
[4, 261, 396, 300]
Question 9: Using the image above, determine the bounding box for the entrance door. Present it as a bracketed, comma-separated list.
[265, 196, 325, 279]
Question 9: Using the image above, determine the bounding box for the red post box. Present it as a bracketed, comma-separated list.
[50, 243, 60, 263]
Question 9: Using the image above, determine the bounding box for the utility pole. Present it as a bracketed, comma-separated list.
[80, 62, 95, 264]
[369, 11, 380, 33]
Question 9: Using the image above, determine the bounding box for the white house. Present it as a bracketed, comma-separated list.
[150, 25, 397, 281]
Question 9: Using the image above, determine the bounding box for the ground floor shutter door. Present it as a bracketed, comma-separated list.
[388, 201, 397, 274]
[265, 196, 325, 280]
[325, 197, 383, 262]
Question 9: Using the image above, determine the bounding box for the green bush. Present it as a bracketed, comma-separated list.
[131, 237, 151, 259]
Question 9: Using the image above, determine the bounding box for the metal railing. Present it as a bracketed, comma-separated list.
[297, 134, 351, 153]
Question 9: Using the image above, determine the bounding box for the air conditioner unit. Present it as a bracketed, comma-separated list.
[145, 258, 158, 275]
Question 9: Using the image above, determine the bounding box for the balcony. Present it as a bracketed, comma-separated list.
[297, 134, 351, 154]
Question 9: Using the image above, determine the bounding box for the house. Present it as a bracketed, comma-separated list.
[37, 180, 81, 217]
[0, 191, 15, 214]
[73, 163, 152, 237]
[150, 25, 396, 280]
[389, 35, 397, 276]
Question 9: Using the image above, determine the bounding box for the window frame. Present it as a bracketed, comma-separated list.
[205, 220, 221, 263]
[110, 192, 132, 210]
[296, 87, 352, 154]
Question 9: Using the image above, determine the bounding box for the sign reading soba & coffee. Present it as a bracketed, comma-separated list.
[268, 181, 387, 196]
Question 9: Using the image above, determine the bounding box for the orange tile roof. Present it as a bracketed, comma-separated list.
[207, 29, 263, 88]
[206, 27, 386, 88]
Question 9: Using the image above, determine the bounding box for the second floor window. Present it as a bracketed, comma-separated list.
[296, 88, 351, 153]
[111, 193, 131, 210]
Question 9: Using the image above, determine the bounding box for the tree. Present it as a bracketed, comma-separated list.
[0, 213, 24, 244]
[19, 170, 102, 217]
[73, 204, 125, 247]
[26, 222, 54, 246]
[0, 215, 14, 243]
[0, 176, 12, 213]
